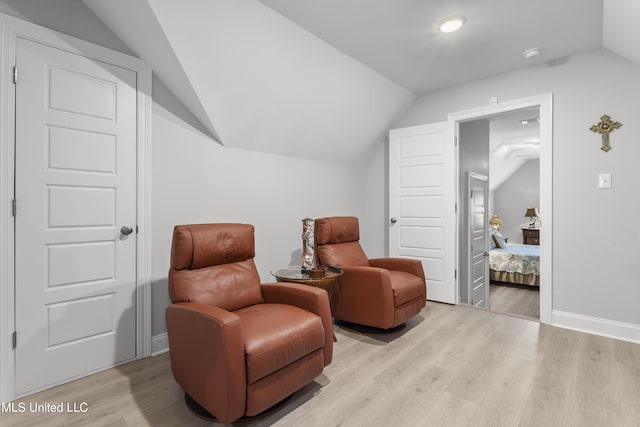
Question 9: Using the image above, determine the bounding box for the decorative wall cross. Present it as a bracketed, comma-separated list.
[590, 114, 622, 152]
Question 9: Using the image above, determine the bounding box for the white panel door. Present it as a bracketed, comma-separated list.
[468, 173, 489, 308]
[14, 37, 137, 395]
[389, 122, 455, 304]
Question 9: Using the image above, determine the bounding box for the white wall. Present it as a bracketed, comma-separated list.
[458, 120, 490, 304]
[393, 48, 640, 327]
[0, 0, 370, 341]
[493, 160, 540, 244]
[356, 137, 388, 259]
[150, 76, 367, 336]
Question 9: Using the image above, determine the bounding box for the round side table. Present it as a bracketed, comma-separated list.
[271, 266, 342, 342]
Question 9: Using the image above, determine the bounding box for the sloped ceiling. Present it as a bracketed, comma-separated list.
[259, 0, 604, 94]
[83, 0, 636, 164]
[489, 109, 540, 191]
[83, 0, 415, 164]
[82, 0, 221, 143]
[603, 0, 640, 64]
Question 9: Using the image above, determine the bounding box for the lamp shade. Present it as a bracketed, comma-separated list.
[524, 207, 540, 218]
[489, 215, 503, 226]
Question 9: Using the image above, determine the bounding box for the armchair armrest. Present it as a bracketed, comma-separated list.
[261, 282, 333, 365]
[165, 302, 245, 424]
[369, 257, 426, 282]
[337, 266, 395, 328]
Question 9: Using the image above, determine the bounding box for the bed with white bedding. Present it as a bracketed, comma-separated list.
[489, 243, 540, 286]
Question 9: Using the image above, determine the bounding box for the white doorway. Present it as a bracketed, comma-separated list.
[0, 13, 152, 402]
[457, 109, 541, 318]
[450, 94, 553, 324]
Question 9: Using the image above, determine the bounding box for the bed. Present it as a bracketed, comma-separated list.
[489, 243, 540, 286]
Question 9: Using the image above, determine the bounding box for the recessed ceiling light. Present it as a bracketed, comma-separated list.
[438, 16, 466, 33]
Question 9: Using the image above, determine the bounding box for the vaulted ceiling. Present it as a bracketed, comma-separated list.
[489, 109, 540, 190]
[83, 0, 639, 164]
[259, 0, 604, 94]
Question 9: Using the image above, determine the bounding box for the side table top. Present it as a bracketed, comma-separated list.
[271, 266, 342, 281]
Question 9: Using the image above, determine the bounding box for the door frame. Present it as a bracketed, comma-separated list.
[449, 93, 553, 324]
[0, 12, 152, 402]
[466, 172, 489, 308]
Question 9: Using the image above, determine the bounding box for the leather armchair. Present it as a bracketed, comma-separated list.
[314, 216, 426, 330]
[166, 223, 332, 424]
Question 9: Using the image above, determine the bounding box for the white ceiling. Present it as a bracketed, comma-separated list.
[83, 0, 414, 164]
[259, 0, 604, 94]
[490, 109, 540, 158]
[489, 108, 540, 190]
[83, 0, 639, 164]
[603, 0, 640, 64]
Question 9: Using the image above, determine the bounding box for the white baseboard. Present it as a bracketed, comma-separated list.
[151, 333, 169, 356]
[552, 310, 640, 344]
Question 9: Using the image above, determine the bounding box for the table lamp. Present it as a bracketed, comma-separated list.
[489, 214, 503, 231]
[524, 207, 540, 228]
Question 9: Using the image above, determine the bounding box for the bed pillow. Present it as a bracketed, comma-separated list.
[489, 231, 497, 249]
[493, 231, 507, 249]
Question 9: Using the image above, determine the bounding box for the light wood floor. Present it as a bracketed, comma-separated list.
[3, 303, 640, 427]
[490, 282, 540, 320]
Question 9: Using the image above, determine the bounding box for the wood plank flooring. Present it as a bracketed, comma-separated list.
[490, 282, 540, 320]
[2, 303, 639, 426]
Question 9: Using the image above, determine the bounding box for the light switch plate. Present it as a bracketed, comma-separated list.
[598, 173, 612, 189]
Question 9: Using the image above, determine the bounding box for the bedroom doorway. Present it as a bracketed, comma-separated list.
[459, 109, 540, 319]
[488, 108, 541, 319]
[451, 94, 552, 324]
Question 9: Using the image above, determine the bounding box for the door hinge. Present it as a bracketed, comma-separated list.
[11, 199, 16, 217]
[454, 269, 457, 279]
[13, 66, 18, 84]
[136, 225, 139, 234]
[455, 202, 457, 213]
[12, 331, 16, 349]
[454, 135, 458, 146]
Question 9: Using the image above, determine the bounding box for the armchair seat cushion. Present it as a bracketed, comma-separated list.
[389, 271, 424, 306]
[236, 303, 325, 384]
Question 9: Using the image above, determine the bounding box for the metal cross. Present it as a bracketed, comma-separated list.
[590, 114, 622, 152]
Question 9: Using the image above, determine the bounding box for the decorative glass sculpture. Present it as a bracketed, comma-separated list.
[301, 218, 315, 273]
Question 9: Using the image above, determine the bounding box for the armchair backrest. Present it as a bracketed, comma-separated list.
[168, 223, 263, 311]
[314, 216, 369, 267]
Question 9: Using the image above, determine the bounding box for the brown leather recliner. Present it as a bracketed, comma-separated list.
[314, 216, 426, 330]
[166, 223, 333, 424]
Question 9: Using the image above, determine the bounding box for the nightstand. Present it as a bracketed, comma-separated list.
[522, 228, 540, 245]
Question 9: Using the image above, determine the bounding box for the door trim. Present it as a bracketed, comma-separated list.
[449, 93, 553, 324]
[0, 12, 152, 402]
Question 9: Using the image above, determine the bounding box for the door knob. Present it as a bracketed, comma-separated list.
[120, 225, 134, 236]
[390, 217, 397, 224]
